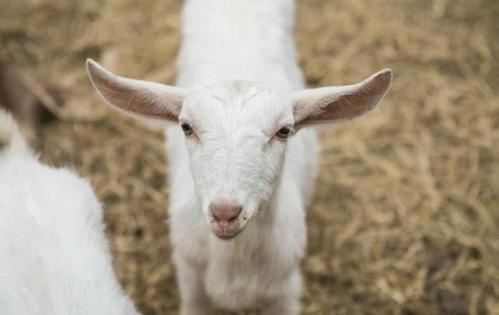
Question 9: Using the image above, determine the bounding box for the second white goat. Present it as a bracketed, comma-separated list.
[0, 111, 140, 315]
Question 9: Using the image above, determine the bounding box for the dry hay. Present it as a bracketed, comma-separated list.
[1, 0, 498, 314]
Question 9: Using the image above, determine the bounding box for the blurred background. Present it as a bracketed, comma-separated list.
[1, 0, 498, 314]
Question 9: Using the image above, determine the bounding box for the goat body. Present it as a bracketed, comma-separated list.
[86, 0, 392, 313]
[169, 0, 317, 313]
[0, 111, 139, 315]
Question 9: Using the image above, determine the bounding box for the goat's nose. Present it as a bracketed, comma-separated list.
[209, 200, 243, 223]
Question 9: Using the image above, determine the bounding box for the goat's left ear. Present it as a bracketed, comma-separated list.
[292, 69, 393, 128]
[86, 59, 186, 127]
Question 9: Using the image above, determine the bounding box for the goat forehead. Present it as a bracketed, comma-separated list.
[182, 82, 291, 127]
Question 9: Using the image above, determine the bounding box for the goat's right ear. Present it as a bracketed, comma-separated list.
[291, 69, 392, 129]
[86, 59, 186, 126]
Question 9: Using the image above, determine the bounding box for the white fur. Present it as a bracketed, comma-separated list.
[169, 2, 316, 313]
[168, 89, 318, 315]
[0, 111, 140, 315]
[86, 0, 392, 313]
[168, 2, 317, 313]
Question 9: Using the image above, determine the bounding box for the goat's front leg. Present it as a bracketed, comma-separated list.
[174, 255, 210, 315]
[261, 270, 301, 315]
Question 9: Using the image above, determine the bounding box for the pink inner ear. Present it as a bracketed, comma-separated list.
[295, 70, 392, 126]
[88, 62, 181, 122]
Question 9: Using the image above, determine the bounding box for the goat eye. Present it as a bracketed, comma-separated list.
[181, 123, 193, 136]
[276, 127, 291, 139]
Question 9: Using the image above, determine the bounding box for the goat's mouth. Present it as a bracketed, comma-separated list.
[213, 229, 241, 240]
[210, 223, 245, 240]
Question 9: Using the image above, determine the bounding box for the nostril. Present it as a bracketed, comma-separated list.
[228, 208, 242, 222]
[209, 201, 243, 223]
[227, 207, 242, 222]
[212, 212, 221, 222]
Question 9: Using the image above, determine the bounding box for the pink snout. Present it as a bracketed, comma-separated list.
[209, 200, 243, 240]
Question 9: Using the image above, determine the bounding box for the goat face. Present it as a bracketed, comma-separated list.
[179, 83, 292, 238]
[86, 59, 392, 240]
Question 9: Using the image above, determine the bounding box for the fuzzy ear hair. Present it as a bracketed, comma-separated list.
[86, 59, 186, 127]
[292, 69, 393, 128]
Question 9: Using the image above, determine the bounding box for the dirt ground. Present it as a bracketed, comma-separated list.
[1, 0, 498, 314]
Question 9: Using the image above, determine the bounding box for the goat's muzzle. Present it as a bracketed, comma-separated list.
[209, 200, 243, 240]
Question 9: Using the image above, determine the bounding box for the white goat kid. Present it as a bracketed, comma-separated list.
[86, 0, 392, 313]
[0, 111, 140, 315]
